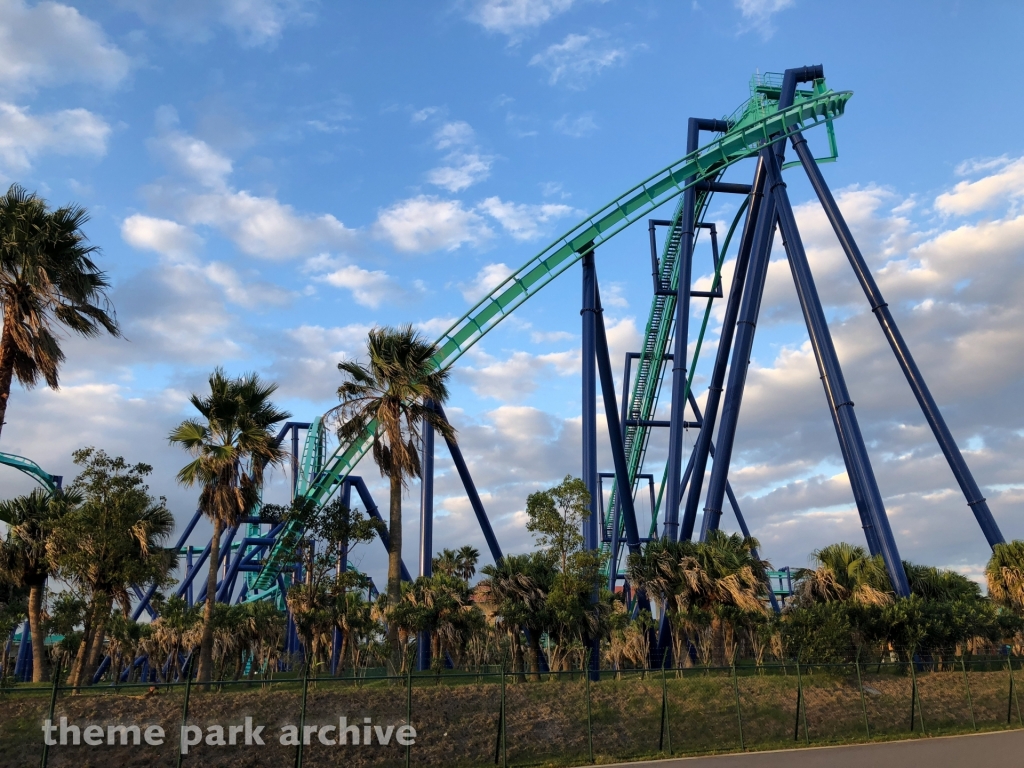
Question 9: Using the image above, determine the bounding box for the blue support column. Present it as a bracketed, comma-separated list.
[581, 246, 600, 680]
[434, 403, 504, 565]
[680, 157, 767, 538]
[699, 163, 779, 541]
[764, 147, 910, 597]
[133, 507, 202, 620]
[14, 620, 30, 681]
[350, 476, 413, 582]
[417, 405, 435, 672]
[790, 131, 1005, 549]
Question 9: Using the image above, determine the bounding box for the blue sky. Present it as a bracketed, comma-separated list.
[3, 0, 1024, 587]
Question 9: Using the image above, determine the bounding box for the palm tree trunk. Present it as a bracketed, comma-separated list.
[70, 602, 96, 690]
[197, 516, 222, 685]
[528, 631, 543, 681]
[387, 473, 403, 672]
[0, 309, 18, 442]
[82, 593, 112, 686]
[27, 580, 48, 683]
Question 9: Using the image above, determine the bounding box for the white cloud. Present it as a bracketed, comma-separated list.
[0, 0, 130, 93]
[529, 32, 627, 88]
[201, 261, 293, 309]
[434, 121, 475, 149]
[121, 215, 202, 262]
[460, 262, 513, 303]
[459, 347, 579, 401]
[0, 103, 110, 174]
[477, 196, 576, 240]
[554, 113, 598, 137]
[734, 0, 794, 37]
[935, 156, 1024, 216]
[182, 189, 354, 260]
[465, 0, 577, 35]
[155, 130, 234, 188]
[428, 152, 493, 192]
[375, 195, 492, 253]
[305, 257, 399, 308]
[119, 0, 310, 48]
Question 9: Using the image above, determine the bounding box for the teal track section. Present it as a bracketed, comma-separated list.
[251, 79, 851, 593]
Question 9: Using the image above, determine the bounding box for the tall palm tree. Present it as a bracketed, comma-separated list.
[0, 488, 78, 682]
[792, 542, 893, 607]
[987, 540, 1024, 613]
[333, 324, 454, 669]
[169, 368, 290, 684]
[0, 184, 120, 440]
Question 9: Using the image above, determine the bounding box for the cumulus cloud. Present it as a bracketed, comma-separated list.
[119, 0, 311, 48]
[121, 214, 202, 262]
[459, 262, 513, 303]
[424, 121, 494, 192]
[0, 103, 110, 174]
[374, 195, 492, 253]
[146, 120, 356, 260]
[0, 0, 130, 92]
[529, 31, 628, 88]
[304, 254, 400, 308]
[935, 156, 1024, 216]
[734, 0, 794, 37]
[477, 196, 576, 240]
[465, 0, 578, 36]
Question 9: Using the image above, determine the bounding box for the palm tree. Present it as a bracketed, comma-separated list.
[169, 368, 290, 684]
[987, 540, 1024, 614]
[333, 324, 454, 669]
[792, 542, 893, 607]
[0, 488, 78, 682]
[0, 184, 120, 440]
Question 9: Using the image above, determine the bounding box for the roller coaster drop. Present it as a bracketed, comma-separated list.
[4, 65, 1006, 681]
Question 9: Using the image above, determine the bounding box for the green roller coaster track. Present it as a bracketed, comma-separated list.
[250, 73, 850, 594]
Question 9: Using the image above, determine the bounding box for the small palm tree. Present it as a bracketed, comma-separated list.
[793, 542, 893, 607]
[333, 324, 454, 670]
[0, 488, 79, 682]
[987, 540, 1024, 613]
[0, 184, 121, 440]
[169, 368, 290, 684]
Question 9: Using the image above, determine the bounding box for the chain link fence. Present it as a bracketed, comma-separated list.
[3, 656, 1024, 767]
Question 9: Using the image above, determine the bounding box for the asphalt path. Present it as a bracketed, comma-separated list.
[600, 729, 1024, 767]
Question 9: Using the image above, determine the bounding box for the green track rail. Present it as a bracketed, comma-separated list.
[251, 77, 850, 592]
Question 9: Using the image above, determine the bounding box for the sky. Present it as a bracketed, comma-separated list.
[2, 0, 1024, 590]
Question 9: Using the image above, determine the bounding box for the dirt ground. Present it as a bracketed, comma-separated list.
[1, 666, 1019, 767]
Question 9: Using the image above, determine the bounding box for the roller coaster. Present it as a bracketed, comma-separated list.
[3, 64, 1006, 679]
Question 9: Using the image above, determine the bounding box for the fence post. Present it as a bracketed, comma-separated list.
[731, 661, 744, 751]
[294, 657, 311, 768]
[585, 650, 594, 764]
[794, 657, 809, 744]
[909, 656, 925, 734]
[406, 662, 413, 768]
[176, 655, 196, 768]
[960, 656, 976, 731]
[661, 659, 672, 755]
[501, 661, 508, 768]
[1003, 655, 1019, 729]
[39, 661, 61, 768]
[855, 651, 870, 738]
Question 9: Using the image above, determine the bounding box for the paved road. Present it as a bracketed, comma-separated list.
[602, 729, 1024, 767]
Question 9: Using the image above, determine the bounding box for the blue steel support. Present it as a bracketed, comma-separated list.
[14, 620, 30, 681]
[350, 476, 413, 582]
[665, 119, 727, 539]
[593, 281, 642, 555]
[132, 507, 202, 620]
[581, 245, 601, 680]
[765, 146, 910, 597]
[789, 133, 1005, 549]
[196, 524, 239, 604]
[186, 548, 194, 606]
[434, 403, 504, 565]
[418, 403, 435, 672]
[699, 164, 779, 541]
[680, 157, 767, 538]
